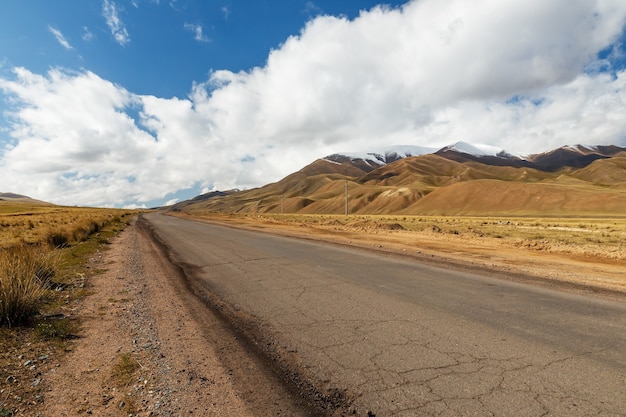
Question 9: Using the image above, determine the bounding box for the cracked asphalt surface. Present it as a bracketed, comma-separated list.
[143, 213, 626, 416]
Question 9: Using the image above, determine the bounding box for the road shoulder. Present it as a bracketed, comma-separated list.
[34, 220, 257, 416]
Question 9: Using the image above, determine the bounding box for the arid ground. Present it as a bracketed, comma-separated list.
[9, 213, 624, 416]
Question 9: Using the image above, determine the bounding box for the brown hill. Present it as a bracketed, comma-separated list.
[0, 193, 49, 205]
[359, 154, 555, 188]
[404, 179, 626, 216]
[299, 158, 369, 177]
[568, 156, 626, 187]
[172, 145, 626, 216]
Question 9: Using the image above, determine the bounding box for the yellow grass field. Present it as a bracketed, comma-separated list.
[0, 199, 140, 327]
[0, 200, 140, 415]
[0, 201, 137, 249]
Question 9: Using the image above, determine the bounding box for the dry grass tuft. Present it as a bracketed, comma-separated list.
[0, 202, 140, 328]
[112, 352, 141, 386]
[45, 229, 71, 248]
[0, 245, 57, 327]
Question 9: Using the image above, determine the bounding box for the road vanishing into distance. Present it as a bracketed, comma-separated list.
[141, 213, 626, 416]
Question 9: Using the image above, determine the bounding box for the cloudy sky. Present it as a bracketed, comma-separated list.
[1, 0, 625, 208]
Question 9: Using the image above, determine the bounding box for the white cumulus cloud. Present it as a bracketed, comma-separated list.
[1, 0, 626, 207]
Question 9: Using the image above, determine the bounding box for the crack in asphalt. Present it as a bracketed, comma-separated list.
[246, 284, 621, 415]
[143, 214, 626, 417]
[262, 285, 625, 416]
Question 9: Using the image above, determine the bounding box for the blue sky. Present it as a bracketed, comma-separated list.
[1, 1, 405, 98]
[1, 0, 625, 208]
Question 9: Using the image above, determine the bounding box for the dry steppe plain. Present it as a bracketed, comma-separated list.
[2, 197, 624, 415]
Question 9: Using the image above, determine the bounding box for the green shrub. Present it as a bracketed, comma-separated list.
[34, 317, 76, 340]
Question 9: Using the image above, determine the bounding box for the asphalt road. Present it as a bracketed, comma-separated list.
[143, 213, 626, 416]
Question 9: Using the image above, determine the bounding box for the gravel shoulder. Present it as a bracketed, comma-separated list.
[33, 218, 317, 416]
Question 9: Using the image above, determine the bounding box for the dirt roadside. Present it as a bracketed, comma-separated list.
[29, 212, 624, 416]
[32, 218, 322, 417]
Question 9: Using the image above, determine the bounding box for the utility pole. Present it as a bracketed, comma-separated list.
[280, 195, 284, 214]
[345, 180, 349, 216]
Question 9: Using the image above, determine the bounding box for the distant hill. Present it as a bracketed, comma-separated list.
[0, 193, 49, 204]
[169, 143, 626, 216]
[0, 192, 30, 200]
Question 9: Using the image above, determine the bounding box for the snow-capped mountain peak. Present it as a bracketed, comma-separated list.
[341, 145, 436, 160]
[325, 145, 437, 166]
[438, 141, 521, 158]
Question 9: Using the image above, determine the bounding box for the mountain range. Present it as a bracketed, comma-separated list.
[171, 142, 626, 216]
